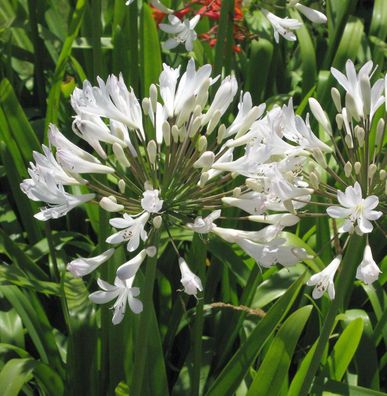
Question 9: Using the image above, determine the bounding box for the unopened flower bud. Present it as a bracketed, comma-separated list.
[309, 98, 332, 136]
[309, 172, 319, 189]
[153, 216, 162, 229]
[312, 148, 327, 168]
[360, 75, 371, 117]
[331, 87, 342, 112]
[198, 172, 209, 188]
[177, 96, 195, 127]
[233, 187, 241, 197]
[193, 151, 215, 170]
[335, 114, 344, 130]
[189, 116, 202, 137]
[344, 162, 352, 178]
[99, 196, 124, 212]
[142, 98, 150, 115]
[147, 140, 157, 165]
[146, 246, 157, 257]
[376, 119, 385, 146]
[193, 105, 202, 118]
[206, 110, 222, 135]
[149, 83, 158, 112]
[197, 136, 207, 152]
[354, 162, 361, 175]
[162, 121, 171, 146]
[368, 164, 377, 180]
[217, 124, 226, 144]
[380, 169, 386, 181]
[354, 126, 365, 147]
[113, 143, 130, 168]
[118, 179, 126, 193]
[171, 125, 179, 142]
[345, 93, 361, 122]
[344, 134, 354, 149]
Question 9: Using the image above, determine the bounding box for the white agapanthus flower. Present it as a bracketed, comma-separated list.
[307, 256, 342, 299]
[262, 9, 302, 43]
[289, 1, 327, 24]
[178, 258, 203, 297]
[125, 0, 172, 14]
[67, 249, 115, 277]
[159, 15, 200, 52]
[327, 182, 382, 234]
[89, 277, 143, 324]
[356, 245, 382, 285]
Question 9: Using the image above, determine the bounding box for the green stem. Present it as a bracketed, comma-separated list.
[298, 235, 364, 396]
[132, 230, 160, 396]
[189, 234, 208, 396]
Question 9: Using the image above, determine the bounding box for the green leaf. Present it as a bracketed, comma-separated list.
[0, 358, 35, 396]
[140, 4, 162, 99]
[246, 305, 312, 396]
[326, 317, 364, 381]
[205, 272, 306, 396]
[312, 379, 386, 396]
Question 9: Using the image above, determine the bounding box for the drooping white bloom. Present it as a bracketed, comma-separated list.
[71, 75, 144, 134]
[160, 15, 201, 52]
[20, 172, 95, 221]
[327, 182, 382, 234]
[89, 277, 143, 324]
[307, 256, 342, 299]
[187, 210, 221, 233]
[141, 189, 163, 213]
[178, 258, 203, 296]
[67, 248, 115, 277]
[356, 245, 382, 285]
[262, 9, 302, 43]
[116, 246, 157, 280]
[126, 0, 173, 14]
[293, 3, 327, 24]
[32, 145, 80, 185]
[106, 212, 150, 252]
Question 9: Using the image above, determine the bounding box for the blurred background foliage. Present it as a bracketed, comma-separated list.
[0, 0, 386, 395]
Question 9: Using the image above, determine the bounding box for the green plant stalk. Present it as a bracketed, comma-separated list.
[91, 0, 103, 79]
[27, 0, 46, 113]
[298, 234, 365, 396]
[191, 238, 207, 396]
[131, 230, 160, 396]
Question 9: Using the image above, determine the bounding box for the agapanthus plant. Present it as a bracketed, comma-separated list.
[21, 58, 385, 324]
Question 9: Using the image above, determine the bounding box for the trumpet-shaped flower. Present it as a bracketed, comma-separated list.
[179, 258, 203, 296]
[262, 9, 302, 43]
[160, 15, 200, 52]
[307, 256, 342, 299]
[356, 245, 382, 285]
[89, 277, 143, 324]
[327, 182, 382, 234]
[67, 249, 115, 277]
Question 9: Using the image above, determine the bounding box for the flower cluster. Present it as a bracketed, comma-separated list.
[21, 57, 385, 323]
[20, 58, 336, 323]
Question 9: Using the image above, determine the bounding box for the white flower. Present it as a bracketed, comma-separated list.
[262, 9, 302, 43]
[71, 75, 144, 134]
[32, 145, 80, 185]
[126, 0, 173, 14]
[20, 172, 95, 221]
[106, 212, 150, 252]
[141, 189, 163, 213]
[331, 60, 385, 122]
[67, 248, 115, 277]
[356, 245, 382, 285]
[160, 15, 200, 52]
[187, 210, 221, 233]
[307, 256, 342, 299]
[89, 277, 143, 324]
[178, 258, 203, 296]
[327, 182, 382, 234]
[293, 3, 327, 24]
[116, 246, 157, 280]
